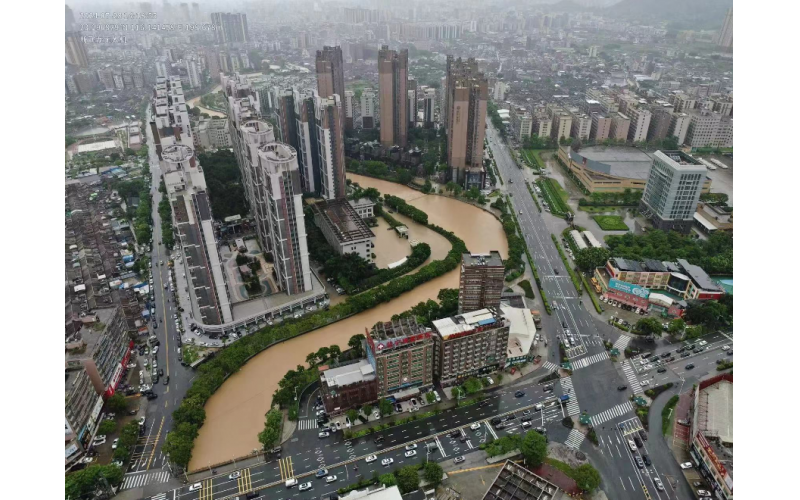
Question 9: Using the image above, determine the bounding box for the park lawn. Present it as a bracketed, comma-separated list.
[536, 178, 570, 216]
[592, 215, 629, 231]
[579, 205, 624, 213]
[550, 177, 570, 204]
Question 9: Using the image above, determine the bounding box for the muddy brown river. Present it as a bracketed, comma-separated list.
[188, 174, 508, 469]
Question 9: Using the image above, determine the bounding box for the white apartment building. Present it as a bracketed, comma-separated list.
[627, 107, 652, 143]
[590, 113, 612, 141]
[685, 110, 733, 148]
[669, 113, 691, 145]
[639, 151, 706, 234]
[361, 89, 376, 129]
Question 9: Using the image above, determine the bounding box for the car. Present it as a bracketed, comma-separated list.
[521, 416, 532, 423]
[326, 475, 337, 483]
[405, 450, 417, 457]
[685, 363, 695, 370]
[522, 409, 532, 416]
[453, 456, 465, 464]
[698, 340, 708, 346]
[381, 458, 394, 466]
[158, 368, 164, 376]
[680, 462, 694, 469]
[410, 398, 419, 407]
[721, 345, 731, 351]
[642, 454, 651, 466]
[697, 490, 711, 497]
[395, 403, 403, 413]
[640, 380, 650, 387]
[617, 385, 628, 391]
[543, 385, 553, 393]
[284, 478, 298, 488]
[505, 414, 516, 420]
[365, 455, 377, 463]
[315, 469, 328, 478]
[112, 438, 119, 450]
[345, 416, 352, 427]
[653, 477, 664, 491]
[485, 376, 494, 385]
[693, 481, 704, 488]
[728, 350, 733, 356]
[229, 471, 241, 479]
[146, 392, 158, 400]
[534, 427, 547, 435]
[163, 376, 170, 385]
[522, 421, 532, 428]
[534, 403, 544, 411]
[112, 460, 124, 467]
[681, 352, 691, 358]
[676, 347, 685, 353]
[188, 483, 202, 492]
[479, 400, 490, 407]
[374, 436, 385, 444]
[80, 456, 96, 464]
[686, 344, 696, 351]
[298, 482, 312, 492]
[634, 436, 643, 448]
[318, 431, 330, 438]
[515, 390, 525, 397]
[628, 440, 638, 452]
[450, 430, 461, 438]
[469, 423, 481, 431]
[635, 456, 644, 469]
[495, 423, 506, 430]
[657, 367, 667, 373]
[641, 352, 652, 359]
[491, 417, 502, 426]
[660, 352, 670, 358]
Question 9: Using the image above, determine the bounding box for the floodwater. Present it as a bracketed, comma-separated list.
[186, 85, 225, 118]
[371, 211, 450, 269]
[188, 174, 507, 469]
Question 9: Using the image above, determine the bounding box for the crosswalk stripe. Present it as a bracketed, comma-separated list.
[542, 361, 559, 372]
[613, 335, 631, 351]
[572, 351, 610, 370]
[120, 470, 170, 490]
[621, 360, 644, 395]
[565, 429, 585, 450]
[560, 377, 581, 417]
[589, 402, 634, 427]
[297, 418, 319, 430]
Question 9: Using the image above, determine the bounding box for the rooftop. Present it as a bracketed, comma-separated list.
[433, 307, 504, 340]
[339, 484, 403, 500]
[501, 306, 536, 359]
[313, 198, 375, 244]
[369, 316, 430, 344]
[482, 460, 561, 500]
[569, 145, 654, 180]
[320, 359, 375, 389]
[463, 251, 504, 268]
[65, 308, 118, 362]
[676, 258, 725, 292]
[610, 257, 667, 273]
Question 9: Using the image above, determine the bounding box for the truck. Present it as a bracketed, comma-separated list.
[531, 310, 543, 330]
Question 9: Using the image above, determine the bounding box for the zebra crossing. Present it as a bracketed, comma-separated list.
[566, 344, 587, 358]
[560, 377, 581, 416]
[564, 429, 586, 450]
[613, 335, 631, 351]
[120, 470, 170, 490]
[589, 401, 634, 427]
[571, 351, 610, 370]
[542, 361, 559, 373]
[150, 494, 167, 500]
[297, 418, 318, 430]
[621, 361, 644, 395]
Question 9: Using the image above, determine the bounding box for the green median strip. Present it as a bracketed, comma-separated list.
[550, 234, 582, 295]
[526, 181, 543, 213]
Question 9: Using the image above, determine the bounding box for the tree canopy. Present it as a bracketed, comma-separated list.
[574, 247, 611, 272]
[605, 230, 732, 275]
[573, 463, 602, 492]
[520, 430, 548, 467]
[198, 150, 249, 220]
[396, 465, 421, 494]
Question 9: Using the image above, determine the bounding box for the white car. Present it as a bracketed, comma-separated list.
[697, 490, 711, 497]
[112, 438, 119, 450]
[680, 462, 693, 469]
[138, 417, 146, 426]
[80, 456, 96, 464]
[470, 423, 481, 431]
[325, 475, 337, 483]
[318, 431, 330, 438]
[653, 478, 664, 491]
[299, 482, 312, 492]
[94, 434, 107, 442]
[381, 458, 394, 466]
[405, 443, 418, 450]
[640, 380, 650, 387]
[721, 345, 731, 351]
[112, 460, 124, 467]
[188, 483, 202, 492]
[405, 450, 417, 457]
[698, 340, 708, 346]
[152, 346, 159, 354]
[365, 455, 377, 463]
[229, 471, 241, 479]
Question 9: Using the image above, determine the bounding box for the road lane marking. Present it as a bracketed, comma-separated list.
[145, 416, 165, 471]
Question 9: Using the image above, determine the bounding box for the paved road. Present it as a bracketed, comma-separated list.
[119, 112, 197, 494]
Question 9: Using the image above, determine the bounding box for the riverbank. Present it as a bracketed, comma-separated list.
[186, 177, 508, 469]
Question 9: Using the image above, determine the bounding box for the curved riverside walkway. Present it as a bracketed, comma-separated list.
[188, 174, 508, 470]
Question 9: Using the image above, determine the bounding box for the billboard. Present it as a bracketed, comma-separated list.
[609, 278, 650, 299]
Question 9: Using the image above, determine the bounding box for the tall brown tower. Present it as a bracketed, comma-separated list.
[378, 45, 408, 148]
[444, 57, 488, 188]
[315, 46, 346, 104]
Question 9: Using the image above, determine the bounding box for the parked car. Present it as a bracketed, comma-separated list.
[315, 469, 328, 478]
[365, 455, 377, 463]
[326, 475, 337, 484]
[188, 483, 202, 492]
[653, 478, 664, 491]
[453, 456, 465, 464]
[381, 458, 394, 466]
[404, 450, 417, 457]
[318, 431, 330, 439]
[470, 423, 481, 430]
[680, 462, 694, 469]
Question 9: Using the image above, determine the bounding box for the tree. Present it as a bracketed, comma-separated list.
[316, 346, 331, 364]
[172, 395, 206, 427]
[119, 422, 140, 448]
[573, 463, 601, 492]
[107, 393, 128, 413]
[668, 318, 686, 335]
[346, 408, 359, 423]
[463, 377, 483, 394]
[348, 334, 365, 357]
[397, 465, 421, 494]
[423, 462, 444, 487]
[361, 404, 374, 417]
[258, 408, 283, 450]
[65, 464, 124, 499]
[520, 430, 548, 467]
[574, 247, 611, 272]
[636, 317, 663, 336]
[328, 344, 342, 360]
[425, 392, 436, 404]
[113, 445, 131, 463]
[379, 473, 397, 487]
[97, 419, 117, 435]
[379, 399, 394, 416]
[306, 352, 318, 366]
[162, 428, 194, 468]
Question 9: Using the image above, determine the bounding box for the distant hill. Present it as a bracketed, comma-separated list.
[602, 0, 732, 30]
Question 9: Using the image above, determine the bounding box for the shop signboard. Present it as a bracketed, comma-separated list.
[609, 278, 650, 299]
